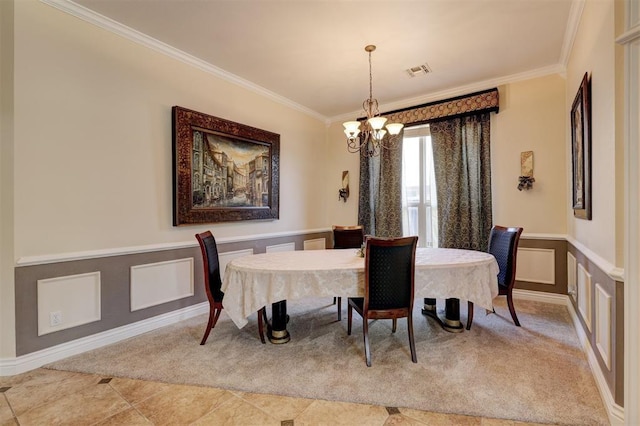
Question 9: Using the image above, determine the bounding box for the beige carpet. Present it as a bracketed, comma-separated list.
[46, 298, 609, 425]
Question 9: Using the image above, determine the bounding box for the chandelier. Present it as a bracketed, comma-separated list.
[343, 45, 404, 157]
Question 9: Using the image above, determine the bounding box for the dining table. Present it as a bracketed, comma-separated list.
[221, 247, 499, 343]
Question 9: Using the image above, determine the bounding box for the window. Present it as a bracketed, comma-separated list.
[402, 125, 438, 247]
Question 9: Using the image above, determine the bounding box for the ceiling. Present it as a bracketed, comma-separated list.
[68, 0, 578, 122]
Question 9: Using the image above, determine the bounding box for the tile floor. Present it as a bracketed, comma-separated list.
[0, 368, 548, 425]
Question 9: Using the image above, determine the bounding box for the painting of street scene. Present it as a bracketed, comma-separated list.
[191, 130, 271, 208]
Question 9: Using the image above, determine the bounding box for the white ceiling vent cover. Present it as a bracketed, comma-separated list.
[406, 64, 432, 77]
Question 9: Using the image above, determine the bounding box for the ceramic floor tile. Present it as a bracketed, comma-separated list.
[235, 390, 315, 420]
[294, 399, 390, 425]
[134, 383, 233, 425]
[0, 368, 80, 389]
[108, 377, 171, 405]
[0, 417, 18, 426]
[399, 407, 482, 425]
[5, 370, 99, 416]
[16, 381, 130, 426]
[192, 394, 280, 425]
[383, 413, 429, 425]
[0, 397, 14, 424]
[481, 417, 516, 425]
[94, 407, 151, 425]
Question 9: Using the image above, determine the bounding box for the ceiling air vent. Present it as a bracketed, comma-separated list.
[406, 63, 432, 77]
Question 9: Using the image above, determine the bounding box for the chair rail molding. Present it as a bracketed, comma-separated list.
[565, 236, 624, 281]
[15, 228, 332, 266]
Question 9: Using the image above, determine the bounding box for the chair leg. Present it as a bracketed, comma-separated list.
[347, 303, 353, 335]
[200, 305, 221, 345]
[337, 297, 342, 321]
[506, 292, 521, 326]
[257, 307, 266, 344]
[333, 297, 337, 305]
[407, 315, 417, 363]
[392, 318, 397, 333]
[363, 318, 372, 367]
[466, 301, 474, 330]
[199, 307, 216, 345]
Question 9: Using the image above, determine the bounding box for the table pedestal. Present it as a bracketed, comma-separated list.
[268, 300, 290, 344]
[421, 298, 464, 333]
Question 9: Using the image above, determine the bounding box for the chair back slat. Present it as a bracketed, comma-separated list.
[196, 231, 224, 302]
[365, 236, 418, 311]
[333, 225, 364, 249]
[488, 226, 523, 288]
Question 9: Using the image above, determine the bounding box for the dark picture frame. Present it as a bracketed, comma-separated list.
[172, 106, 280, 225]
[570, 72, 592, 220]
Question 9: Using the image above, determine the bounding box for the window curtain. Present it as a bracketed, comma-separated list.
[430, 113, 492, 250]
[358, 132, 404, 237]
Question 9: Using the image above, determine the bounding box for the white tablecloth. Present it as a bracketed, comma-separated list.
[221, 248, 499, 328]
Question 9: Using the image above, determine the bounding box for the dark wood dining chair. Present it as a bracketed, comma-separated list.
[196, 231, 266, 344]
[347, 236, 419, 367]
[332, 225, 365, 320]
[467, 225, 524, 330]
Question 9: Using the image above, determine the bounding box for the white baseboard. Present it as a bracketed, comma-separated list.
[0, 302, 208, 376]
[513, 289, 624, 424]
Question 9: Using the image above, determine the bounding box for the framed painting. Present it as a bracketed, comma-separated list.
[570, 72, 592, 220]
[172, 106, 280, 225]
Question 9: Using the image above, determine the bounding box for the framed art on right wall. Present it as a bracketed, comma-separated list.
[571, 72, 592, 220]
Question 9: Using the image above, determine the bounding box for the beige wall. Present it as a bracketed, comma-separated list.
[326, 75, 568, 236]
[566, 0, 619, 266]
[491, 76, 567, 233]
[2, 1, 329, 358]
[12, 1, 328, 259]
[1, 0, 16, 358]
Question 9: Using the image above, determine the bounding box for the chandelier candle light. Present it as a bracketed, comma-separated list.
[343, 45, 404, 157]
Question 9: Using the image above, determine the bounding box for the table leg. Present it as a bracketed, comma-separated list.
[443, 298, 464, 333]
[421, 297, 464, 333]
[268, 300, 290, 344]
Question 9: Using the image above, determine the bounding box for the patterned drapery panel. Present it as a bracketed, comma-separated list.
[430, 113, 492, 251]
[358, 132, 404, 238]
[358, 88, 498, 241]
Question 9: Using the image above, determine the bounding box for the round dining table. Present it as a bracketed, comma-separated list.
[222, 247, 499, 343]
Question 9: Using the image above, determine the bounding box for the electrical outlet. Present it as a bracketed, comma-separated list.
[50, 311, 62, 327]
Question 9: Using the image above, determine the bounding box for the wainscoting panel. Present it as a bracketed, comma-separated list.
[567, 252, 577, 302]
[15, 230, 332, 357]
[37, 272, 101, 336]
[515, 248, 555, 285]
[595, 283, 612, 370]
[577, 263, 593, 332]
[568, 241, 624, 407]
[304, 238, 326, 250]
[515, 238, 567, 294]
[266, 242, 295, 253]
[130, 258, 194, 312]
[219, 249, 254, 275]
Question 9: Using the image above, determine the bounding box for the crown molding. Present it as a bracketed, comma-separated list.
[39, 0, 327, 122]
[559, 0, 586, 67]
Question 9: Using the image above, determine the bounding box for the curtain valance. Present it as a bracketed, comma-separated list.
[381, 88, 499, 126]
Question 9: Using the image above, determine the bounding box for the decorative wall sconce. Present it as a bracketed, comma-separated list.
[518, 151, 535, 191]
[339, 171, 349, 202]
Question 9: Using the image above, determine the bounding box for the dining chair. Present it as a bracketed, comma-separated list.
[332, 225, 365, 321]
[195, 231, 266, 344]
[466, 225, 524, 330]
[347, 235, 419, 367]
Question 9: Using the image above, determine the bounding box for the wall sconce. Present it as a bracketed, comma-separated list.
[339, 171, 349, 202]
[518, 151, 535, 191]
